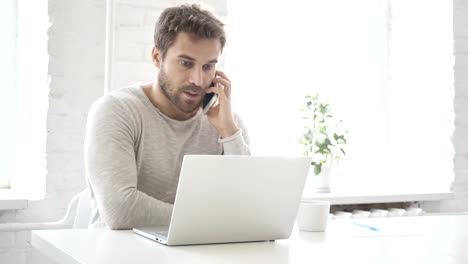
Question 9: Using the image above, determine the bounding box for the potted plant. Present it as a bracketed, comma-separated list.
[299, 94, 347, 192]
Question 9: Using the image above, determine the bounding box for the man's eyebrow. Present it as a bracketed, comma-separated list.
[178, 54, 218, 64]
[178, 54, 196, 61]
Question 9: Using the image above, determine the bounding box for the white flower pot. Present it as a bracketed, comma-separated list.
[308, 165, 332, 193]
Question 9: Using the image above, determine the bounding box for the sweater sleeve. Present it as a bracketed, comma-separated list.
[219, 113, 251, 155]
[84, 97, 173, 230]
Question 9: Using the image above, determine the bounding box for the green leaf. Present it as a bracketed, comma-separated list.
[333, 133, 347, 144]
[314, 164, 322, 175]
[300, 93, 348, 167]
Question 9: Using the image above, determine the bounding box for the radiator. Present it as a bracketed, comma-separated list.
[333, 207, 424, 219]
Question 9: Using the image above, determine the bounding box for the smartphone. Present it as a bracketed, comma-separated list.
[202, 82, 218, 115]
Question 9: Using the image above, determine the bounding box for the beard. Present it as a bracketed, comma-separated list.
[158, 67, 204, 114]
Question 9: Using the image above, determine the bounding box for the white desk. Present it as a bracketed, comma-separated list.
[32, 214, 468, 264]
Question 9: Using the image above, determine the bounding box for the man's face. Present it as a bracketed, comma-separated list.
[156, 32, 221, 114]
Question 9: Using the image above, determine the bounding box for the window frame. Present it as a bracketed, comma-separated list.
[0, 0, 49, 200]
[225, 0, 454, 196]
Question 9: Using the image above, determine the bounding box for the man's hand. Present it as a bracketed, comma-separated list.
[205, 70, 239, 138]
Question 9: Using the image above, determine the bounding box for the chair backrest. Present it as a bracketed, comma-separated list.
[73, 188, 92, 229]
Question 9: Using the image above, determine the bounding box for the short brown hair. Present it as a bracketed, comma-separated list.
[154, 4, 226, 59]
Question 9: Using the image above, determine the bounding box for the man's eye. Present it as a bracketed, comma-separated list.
[203, 64, 215, 71]
[180, 60, 193, 67]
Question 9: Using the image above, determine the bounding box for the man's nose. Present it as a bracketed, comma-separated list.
[188, 67, 203, 87]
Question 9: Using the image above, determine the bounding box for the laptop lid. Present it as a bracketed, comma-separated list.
[164, 155, 311, 246]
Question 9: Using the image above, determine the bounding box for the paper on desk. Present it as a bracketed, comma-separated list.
[350, 219, 427, 237]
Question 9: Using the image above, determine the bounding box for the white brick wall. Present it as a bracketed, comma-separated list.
[424, 0, 468, 213]
[450, 0, 468, 211]
[451, 0, 468, 211]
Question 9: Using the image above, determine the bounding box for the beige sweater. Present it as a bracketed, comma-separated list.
[84, 85, 250, 229]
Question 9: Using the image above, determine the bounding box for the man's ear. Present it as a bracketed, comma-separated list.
[152, 47, 162, 68]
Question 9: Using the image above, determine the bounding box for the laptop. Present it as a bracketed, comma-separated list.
[133, 155, 311, 246]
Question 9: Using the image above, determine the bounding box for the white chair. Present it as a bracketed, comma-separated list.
[0, 188, 93, 231]
[73, 188, 92, 229]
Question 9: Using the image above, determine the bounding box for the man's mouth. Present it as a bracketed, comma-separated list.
[182, 90, 202, 100]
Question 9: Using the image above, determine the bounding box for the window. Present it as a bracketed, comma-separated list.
[0, 0, 48, 199]
[0, 0, 17, 189]
[226, 0, 454, 193]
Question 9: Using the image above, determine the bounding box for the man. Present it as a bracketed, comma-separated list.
[84, 4, 250, 229]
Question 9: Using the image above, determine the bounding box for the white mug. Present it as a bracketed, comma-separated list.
[297, 200, 331, 232]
